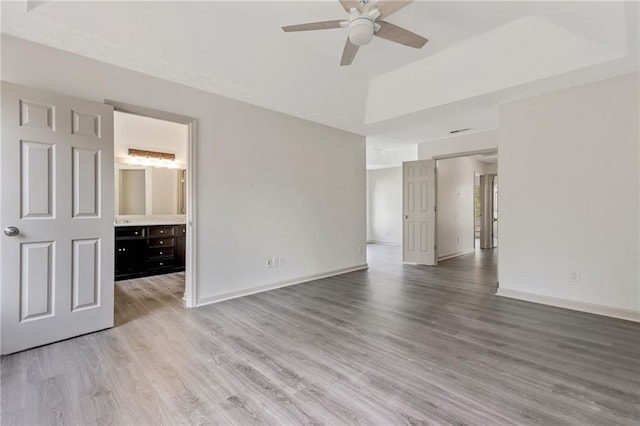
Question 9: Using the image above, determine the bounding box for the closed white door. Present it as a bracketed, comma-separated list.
[1, 82, 114, 354]
[402, 160, 436, 265]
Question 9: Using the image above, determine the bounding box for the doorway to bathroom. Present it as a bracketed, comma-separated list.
[110, 101, 198, 309]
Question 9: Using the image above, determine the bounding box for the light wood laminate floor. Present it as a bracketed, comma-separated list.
[2, 245, 639, 425]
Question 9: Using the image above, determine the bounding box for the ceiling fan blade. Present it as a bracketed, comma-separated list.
[282, 20, 345, 32]
[340, 37, 360, 66]
[27, 0, 49, 11]
[375, 20, 428, 48]
[339, 0, 364, 13]
[374, 0, 414, 20]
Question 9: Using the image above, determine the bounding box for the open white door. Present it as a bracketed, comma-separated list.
[403, 159, 437, 265]
[1, 82, 114, 354]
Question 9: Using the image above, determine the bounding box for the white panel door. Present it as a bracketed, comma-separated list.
[1, 82, 114, 354]
[403, 160, 436, 265]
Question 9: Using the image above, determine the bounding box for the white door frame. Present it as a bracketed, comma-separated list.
[432, 148, 499, 263]
[478, 173, 493, 249]
[105, 100, 198, 308]
[491, 174, 499, 248]
[432, 148, 497, 161]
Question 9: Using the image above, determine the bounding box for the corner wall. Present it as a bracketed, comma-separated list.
[498, 72, 639, 319]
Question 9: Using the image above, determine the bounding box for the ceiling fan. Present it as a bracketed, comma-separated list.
[282, 0, 428, 66]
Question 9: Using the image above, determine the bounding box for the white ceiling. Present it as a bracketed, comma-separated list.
[2, 1, 638, 154]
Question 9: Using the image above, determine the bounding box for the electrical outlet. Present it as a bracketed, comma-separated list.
[278, 256, 284, 266]
[570, 271, 581, 282]
[272, 257, 279, 267]
[266, 259, 272, 268]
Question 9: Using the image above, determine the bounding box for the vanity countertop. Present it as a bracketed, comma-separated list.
[114, 216, 186, 227]
[114, 221, 186, 227]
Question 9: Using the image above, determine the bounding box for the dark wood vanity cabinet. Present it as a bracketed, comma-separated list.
[115, 225, 186, 280]
[175, 225, 186, 268]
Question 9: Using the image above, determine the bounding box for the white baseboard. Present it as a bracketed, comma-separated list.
[367, 240, 401, 246]
[438, 249, 475, 261]
[196, 264, 369, 307]
[496, 288, 640, 322]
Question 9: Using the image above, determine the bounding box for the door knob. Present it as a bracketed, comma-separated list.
[404, 215, 408, 219]
[3, 226, 19, 237]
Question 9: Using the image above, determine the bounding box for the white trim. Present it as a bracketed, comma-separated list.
[433, 148, 498, 161]
[184, 120, 198, 308]
[367, 240, 402, 246]
[438, 249, 476, 261]
[105, 100, 198, 308]
[496, 288, 640, 322]
[196, 264, 369, 307]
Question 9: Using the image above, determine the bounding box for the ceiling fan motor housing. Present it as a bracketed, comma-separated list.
[349, 17, 374, 46]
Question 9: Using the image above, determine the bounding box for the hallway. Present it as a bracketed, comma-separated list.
[366, 243, 498, 295]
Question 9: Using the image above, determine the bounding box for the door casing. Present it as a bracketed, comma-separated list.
[106, 100, 198, 308]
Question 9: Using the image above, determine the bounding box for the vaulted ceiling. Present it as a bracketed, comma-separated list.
[2, 1, 638, 149]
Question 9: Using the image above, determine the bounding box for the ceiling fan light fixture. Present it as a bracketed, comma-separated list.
[348, 17, 374, 46]
[282, 0, 425, 66]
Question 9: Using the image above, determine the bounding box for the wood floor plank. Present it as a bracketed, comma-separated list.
[1, 245, 639, 425]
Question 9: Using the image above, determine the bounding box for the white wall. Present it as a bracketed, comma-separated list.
[114, 111, 188, 167]
[484, 163, 498, 174]
[436, 157, 485, 259]
[418, 129, 498, 159]
[498, 72, 639, 317]
[366, 167, 402, 244]
[1, 35, 367, 305]
[366, 143, 417, 169]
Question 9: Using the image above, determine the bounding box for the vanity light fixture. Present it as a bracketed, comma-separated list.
[127, 148, 178, 168]
[128, 148, 176, 161]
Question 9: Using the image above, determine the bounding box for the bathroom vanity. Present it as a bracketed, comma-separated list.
[115, 222, 186, 280]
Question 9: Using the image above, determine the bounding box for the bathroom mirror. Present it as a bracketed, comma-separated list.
[115, 163, 186, 216]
